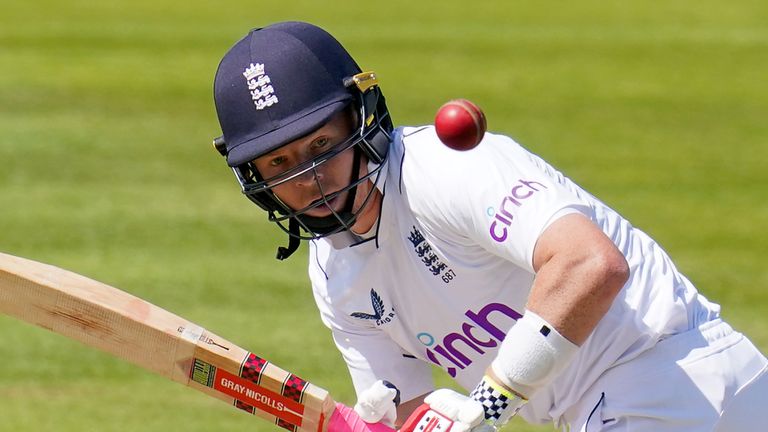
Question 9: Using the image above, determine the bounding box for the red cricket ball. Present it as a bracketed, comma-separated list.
[434, 99, 487, 151]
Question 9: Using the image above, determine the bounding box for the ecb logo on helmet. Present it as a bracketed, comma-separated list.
[243, 62, 278, 110]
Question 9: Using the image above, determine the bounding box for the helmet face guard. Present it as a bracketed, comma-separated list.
[216, 72, 392, 257]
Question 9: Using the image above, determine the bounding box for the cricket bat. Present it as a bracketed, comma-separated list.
[0, 252, 394, 432]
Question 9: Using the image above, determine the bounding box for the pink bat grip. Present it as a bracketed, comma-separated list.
[328, 403, 396, 432]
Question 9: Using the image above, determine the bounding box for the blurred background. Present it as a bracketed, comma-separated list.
[1, 1, 766, 431]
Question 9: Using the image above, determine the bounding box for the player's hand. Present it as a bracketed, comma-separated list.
[399, 389, 493, 432]
[354, 380, 400, 427]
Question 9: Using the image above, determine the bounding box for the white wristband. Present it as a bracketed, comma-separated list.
[491, 310, 579, 398]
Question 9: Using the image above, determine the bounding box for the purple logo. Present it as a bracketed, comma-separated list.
[488, 179, 547, 243]
[418, 303, 522, 377]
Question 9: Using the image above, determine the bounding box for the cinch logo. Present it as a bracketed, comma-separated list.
[350, 289, 396, 326]
[418, 303, 522, 377]
[487, 179, 547, 243]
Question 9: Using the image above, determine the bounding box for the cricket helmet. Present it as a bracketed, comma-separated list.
[212, 21, 392, 259]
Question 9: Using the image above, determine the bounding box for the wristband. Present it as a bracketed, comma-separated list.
[491, 310, 579, 398]
[469, 374, 527, 426]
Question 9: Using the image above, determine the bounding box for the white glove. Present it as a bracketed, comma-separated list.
[353, 380, 400, 427]
[400, 389, 493, 432]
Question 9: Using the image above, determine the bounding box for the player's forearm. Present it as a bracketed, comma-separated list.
[472, 214, 629, 417]
[527, 246, 628, 345]
[528, 213, 629, 345]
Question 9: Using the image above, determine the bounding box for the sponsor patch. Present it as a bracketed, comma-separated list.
[418, 303, 522, 377]
[351, 289, 396, 326]
[487, 179, 547, 243]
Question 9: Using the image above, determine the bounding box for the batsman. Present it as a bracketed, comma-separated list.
[211, 21, 767, 431]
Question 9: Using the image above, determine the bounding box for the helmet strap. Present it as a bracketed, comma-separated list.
[276, 218, 302, 260]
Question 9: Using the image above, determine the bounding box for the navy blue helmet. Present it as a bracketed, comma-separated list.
[213, 22, 392, 259]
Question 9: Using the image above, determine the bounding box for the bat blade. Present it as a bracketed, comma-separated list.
[0, 252, 349, 432]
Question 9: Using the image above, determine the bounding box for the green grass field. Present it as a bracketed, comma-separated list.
[1, 1, 766, 431]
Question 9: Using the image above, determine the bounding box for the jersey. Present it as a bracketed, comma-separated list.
[308, 126, 721, 424]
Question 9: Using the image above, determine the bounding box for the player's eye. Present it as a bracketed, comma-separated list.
[269, 156, 287, 167]
[310, 137, 330, 151]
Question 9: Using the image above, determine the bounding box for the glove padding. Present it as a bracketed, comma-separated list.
[400, 389, 493, 432]
[353, 380, 399, 427]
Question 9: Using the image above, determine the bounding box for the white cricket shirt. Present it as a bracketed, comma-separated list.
[308, 126, 720, 424]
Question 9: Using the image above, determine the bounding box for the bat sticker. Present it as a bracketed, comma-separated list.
[190, 356, 306, 428]
[177, 326, 230, 350]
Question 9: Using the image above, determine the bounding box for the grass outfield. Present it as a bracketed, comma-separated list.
[1, 1, 766, 431]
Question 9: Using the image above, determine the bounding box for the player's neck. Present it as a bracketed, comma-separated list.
[350, 187, 382, 238]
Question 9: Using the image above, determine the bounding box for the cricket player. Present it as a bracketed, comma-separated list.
[211, 21, 768, 431]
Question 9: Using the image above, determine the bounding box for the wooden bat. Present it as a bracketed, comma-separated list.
[0, 252, 394, 432]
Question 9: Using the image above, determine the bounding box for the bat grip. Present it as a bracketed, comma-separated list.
[329, 403, 396, 432]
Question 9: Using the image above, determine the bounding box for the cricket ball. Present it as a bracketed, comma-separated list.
[434, 99, 487, 151]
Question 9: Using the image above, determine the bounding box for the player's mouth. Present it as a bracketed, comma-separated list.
[304, 191, 346, 217]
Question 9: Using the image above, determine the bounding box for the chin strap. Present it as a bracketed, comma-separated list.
[276, 218, 301, 260]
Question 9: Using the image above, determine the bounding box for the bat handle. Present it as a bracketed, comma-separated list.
[329, 403, 396, 432]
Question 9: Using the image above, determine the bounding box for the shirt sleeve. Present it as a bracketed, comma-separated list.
[404, 130, 592, 272]
[466, 142, 592, 271]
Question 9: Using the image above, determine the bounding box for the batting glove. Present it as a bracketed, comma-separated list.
[353, 380, 400, 427]
[400, 389, 494, 432]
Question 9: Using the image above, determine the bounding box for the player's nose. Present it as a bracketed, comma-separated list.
[294, 165, 324, 188]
